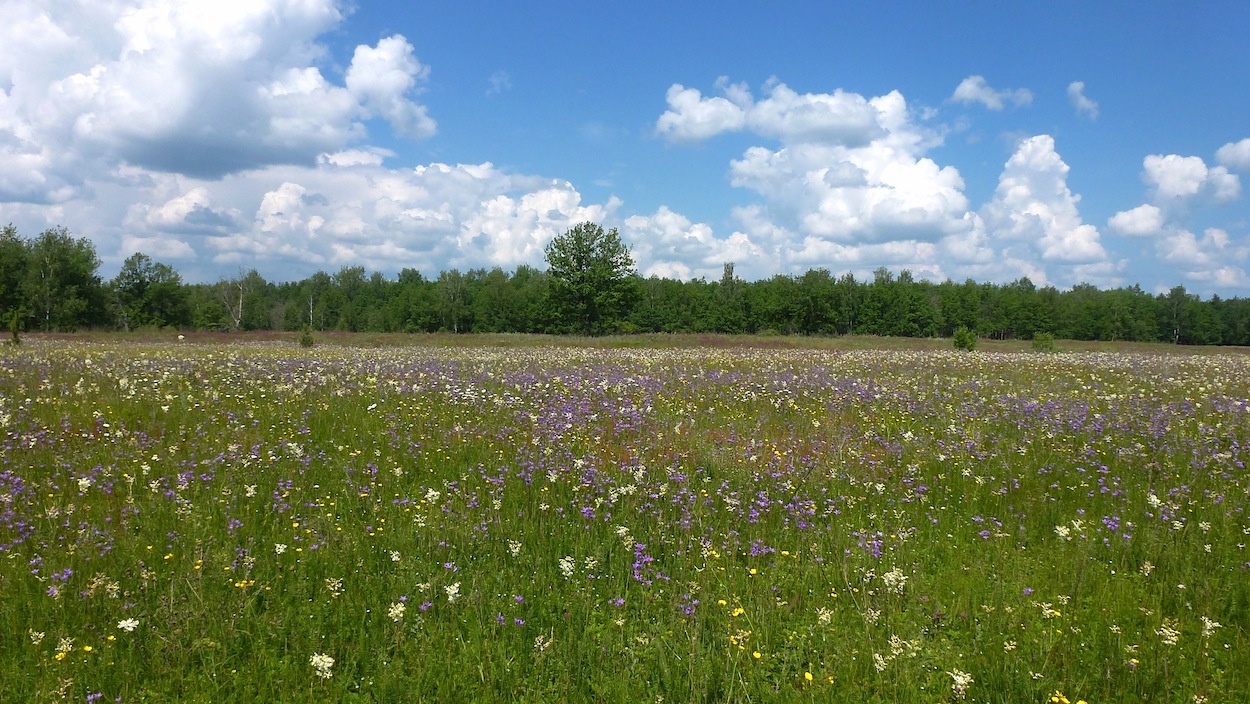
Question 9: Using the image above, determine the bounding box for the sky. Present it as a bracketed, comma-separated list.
[2, 1, 1249, 296]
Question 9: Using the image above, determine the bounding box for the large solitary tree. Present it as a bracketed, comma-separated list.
[544, 222, 637, 335]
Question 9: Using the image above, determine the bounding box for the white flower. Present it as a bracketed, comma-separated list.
[1201, 616, 1222, 638]
[507, 540, 522, 557]
[274, 543, 287, 555]
[117, 618, 140, 632]
[388, 601, 406, 622]
[310, 652, 335, 679]
[947, 669, 974, 700]
[558, 556, 576, 578]
[390, 550, 401, 563]
[445, 582, 461, 603]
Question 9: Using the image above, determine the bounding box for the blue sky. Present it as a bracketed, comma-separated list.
[2, 1, 1249, 296]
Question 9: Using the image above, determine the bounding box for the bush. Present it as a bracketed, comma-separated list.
[1032, 332, 1057, 353]
[953, 326, 977, 351]
[8, 310, 19, 346]
[299, 326, 315, 348]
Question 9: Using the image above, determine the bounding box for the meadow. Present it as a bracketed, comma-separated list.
[1, 337, 1247, 703]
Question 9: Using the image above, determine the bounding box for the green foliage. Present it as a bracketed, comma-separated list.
[7, 223, 1250, 345]
[1032, 331, 1057, 352]
[953, 325, 977, 351]
[111, 252, 190, 331]
[7, 308, 20, 345]
[544, 222, 638, 335]
[299, 325, 315, 347]
[22, 227, 107, 331]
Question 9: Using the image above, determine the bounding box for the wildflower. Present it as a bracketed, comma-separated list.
[29, 629, 45, 645]
[325, 578, 344, 599]
[445, 582, 461, 603]
[881, 567, 907, 594]
[309, 652, 334, 679]
[274, 543, 287, 555]
[804, 671, 813, 682]
[947, 669, 973, 700]
[388, 601, 406, 622]
[390, 550, 402, 562]
[1201, 616, 1222, 638]
[752, 651, 761, 660]
[117, 618, 139, 632]
[507, 540, 522, 557]
[1156, 619, 1180, 646]
[558, 556, 576, 578]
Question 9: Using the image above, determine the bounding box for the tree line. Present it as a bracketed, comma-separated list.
[3, 222, 1249, 345]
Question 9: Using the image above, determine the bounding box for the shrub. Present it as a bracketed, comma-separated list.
[953, 326, 977, 351]
[1032, 332, 1056, 353]
[299, 326, 315, 348]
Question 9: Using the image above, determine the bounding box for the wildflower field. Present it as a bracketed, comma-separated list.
[1, 339, 1248, 703]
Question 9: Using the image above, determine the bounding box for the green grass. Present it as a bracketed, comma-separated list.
[0, 337, 1246, 702]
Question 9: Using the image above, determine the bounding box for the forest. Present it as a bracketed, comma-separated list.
[3, 223, 1249, 345]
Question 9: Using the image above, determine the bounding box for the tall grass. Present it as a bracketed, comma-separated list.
[0, 340, 1246, 702]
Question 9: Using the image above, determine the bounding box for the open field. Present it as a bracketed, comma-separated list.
[1, 337, 1248, 702]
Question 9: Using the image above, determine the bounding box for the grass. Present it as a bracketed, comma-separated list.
[1, 336, 1247, 702]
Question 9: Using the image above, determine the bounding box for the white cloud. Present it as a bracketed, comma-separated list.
[1143, 154, 1240, 203]
[655, 81, 748, 141]
[716, 87, 971, 247]
[344, 35, 436, 138]
[950, 75, 1033, 111]
[0, 0, 435, 189]
[1067, 81, 1099, 121]
[656, 79, 1122, 289]
[1158, 227, 1246, 268]
[657, 77, 880, 145]
[1107, 204, 1163, 237]
[1217, 138, 1250, 171]
[980, 135, 1106, 263]
[622, 206, 763, 280]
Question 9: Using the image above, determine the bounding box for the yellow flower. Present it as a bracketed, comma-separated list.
[83, 646, 93, 653]
[732, 607, 745, 617]
[752, 651, 761, 659]
[804, 672, 813, 682]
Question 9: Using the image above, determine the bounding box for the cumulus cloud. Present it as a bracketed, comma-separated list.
[344, 35, 436, 138]
[656, 76, 880, 145]
[1144, 154, 1240, 203]
[1217, 138, 1250, 171]
[950, 75, 1033, 111]
[980, 135, 1106, 263]
[655, 78, 1127, 287]
[1107, 204, 1164, 237]
[622, 206, 764, 280]
[1067, 81, 1099, 121]
[0, 0, 435, 189]
[1155, 228, 1250, 289]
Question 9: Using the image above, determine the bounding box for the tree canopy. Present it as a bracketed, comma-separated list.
[4, 222, 1250, 346]
[543, 222, 638, 335]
